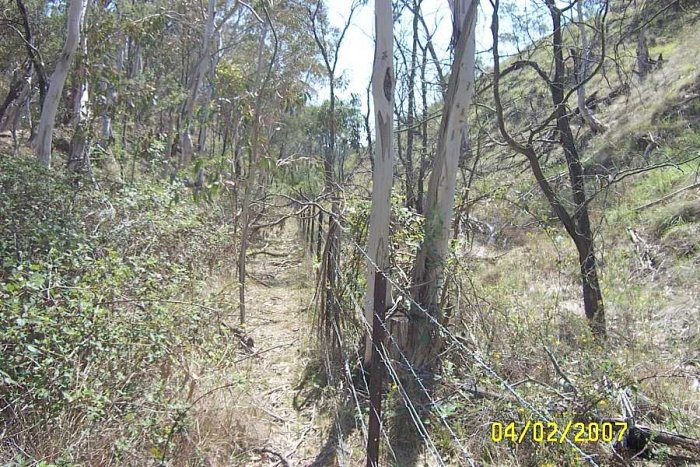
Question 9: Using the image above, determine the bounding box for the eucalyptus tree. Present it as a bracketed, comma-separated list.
[178, 0, 218, 166]
[364, 0, 394, 365]
[67, 0, 90, 171]
[407, 0, 479, 371]
[34, 0, 88, 167]
[307, 0, 362, 358]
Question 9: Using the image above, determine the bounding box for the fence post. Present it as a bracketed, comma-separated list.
[316, 210, 323, 261]
[366, 269, 387, 467]
[309, 205, 316, 254]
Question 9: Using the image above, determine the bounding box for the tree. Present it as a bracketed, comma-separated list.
[364, 0, 394, 364]
[307, 0, 361, 363]
[573, 0, 607, 133]
[179, 0, 218, 166]
[34, 0, 88, 167]
[68, 0, 90, 172]
[489, 0, 607, 338]
[408, 0, 479, 370]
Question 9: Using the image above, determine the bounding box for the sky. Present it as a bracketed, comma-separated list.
[324, 0, 499, 109]
[324, 0, 453, 108]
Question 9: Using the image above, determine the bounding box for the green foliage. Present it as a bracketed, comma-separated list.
[0, 157, 235, 462]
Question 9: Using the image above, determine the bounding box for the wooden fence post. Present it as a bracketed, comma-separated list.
[366, 269, 387, 467]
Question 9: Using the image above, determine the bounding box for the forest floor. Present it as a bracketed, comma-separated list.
[227, 225, 327, 466]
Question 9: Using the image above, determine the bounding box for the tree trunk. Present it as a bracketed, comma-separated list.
[574, 0, 607, 134]
[180, 0, 217, 166]
[417, 40, 429, 214]
[403, 0, 420, 210]
[68, 5, 90, 171]
[239, 22, 272, 325]
[0, 65, 31, 132]
[363, 0, 394, 364]
[636, 32, 651, 79]
[409, 0, 478, 370]
[546, 0, 606, 338]
[16, 0, 48, 110]
[34, 0, 88, 167]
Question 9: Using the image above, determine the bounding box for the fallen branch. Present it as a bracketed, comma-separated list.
[635, 182, 700, 211]
[233, 342, 293, 364]
[248, 248, 288, 258]
[247, 272, 272, 288]
[253, 447, 290, 467]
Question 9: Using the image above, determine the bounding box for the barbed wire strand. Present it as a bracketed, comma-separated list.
[342, 232, 601, 467]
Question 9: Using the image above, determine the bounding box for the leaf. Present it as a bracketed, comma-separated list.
[150, 446, 163, 458]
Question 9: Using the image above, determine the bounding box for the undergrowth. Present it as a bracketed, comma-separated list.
[0, 157, 240, 465]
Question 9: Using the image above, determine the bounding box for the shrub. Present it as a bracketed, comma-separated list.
[0, 157, 236, 463]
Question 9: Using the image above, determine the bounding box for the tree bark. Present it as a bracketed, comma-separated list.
[546, 0, 606, 338]
[180, 0, 217, 166]
[403, 0, 420, 210]
[417, 40, 429, 214]
[68, 3, 90, 171]
[409, 0, 478, 370]
[363, 0, 394, 364]
[16, 0, 48, 110]
[34, 0, 88, 167]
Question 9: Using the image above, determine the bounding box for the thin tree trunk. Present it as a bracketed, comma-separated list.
[16, 0, 48, 110]
[0, 64, 31, 132]
[239, 17, 276, 325]
[34, 0, 88, 167]
[636, 32, 651, 79]
[404, 0, 420, 209]
[546, 0, 606, 338]
[68, 3, 90, 171]
[180, 0, 217, 166]
[417, 40, 429, 214]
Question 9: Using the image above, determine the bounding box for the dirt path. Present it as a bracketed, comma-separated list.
[236, 229, 324, 466]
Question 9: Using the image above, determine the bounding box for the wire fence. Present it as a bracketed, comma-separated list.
[293, 199, 601, 467]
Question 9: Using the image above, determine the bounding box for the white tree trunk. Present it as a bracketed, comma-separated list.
[363, 0, 394, 363]
[180, 0, 217, 166]
[410, 0, 477, 361]
[100, 39, 123, 145]
[69, 6, 90, 170]
[34, 0, 88, 167]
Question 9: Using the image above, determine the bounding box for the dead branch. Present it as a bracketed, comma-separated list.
[253, 447, 291, 467]
[635, 182, 700, 211]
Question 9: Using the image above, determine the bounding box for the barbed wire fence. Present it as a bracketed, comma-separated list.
[291, 197, 601, 467]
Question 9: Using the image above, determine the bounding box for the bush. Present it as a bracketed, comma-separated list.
[0, 157, 236, 463]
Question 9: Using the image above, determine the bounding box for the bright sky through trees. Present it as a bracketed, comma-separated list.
[326, 0, 453, 106]
[326, 0, 509, 109]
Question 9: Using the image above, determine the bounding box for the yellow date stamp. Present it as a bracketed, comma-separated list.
[490, 420, 628, 444]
